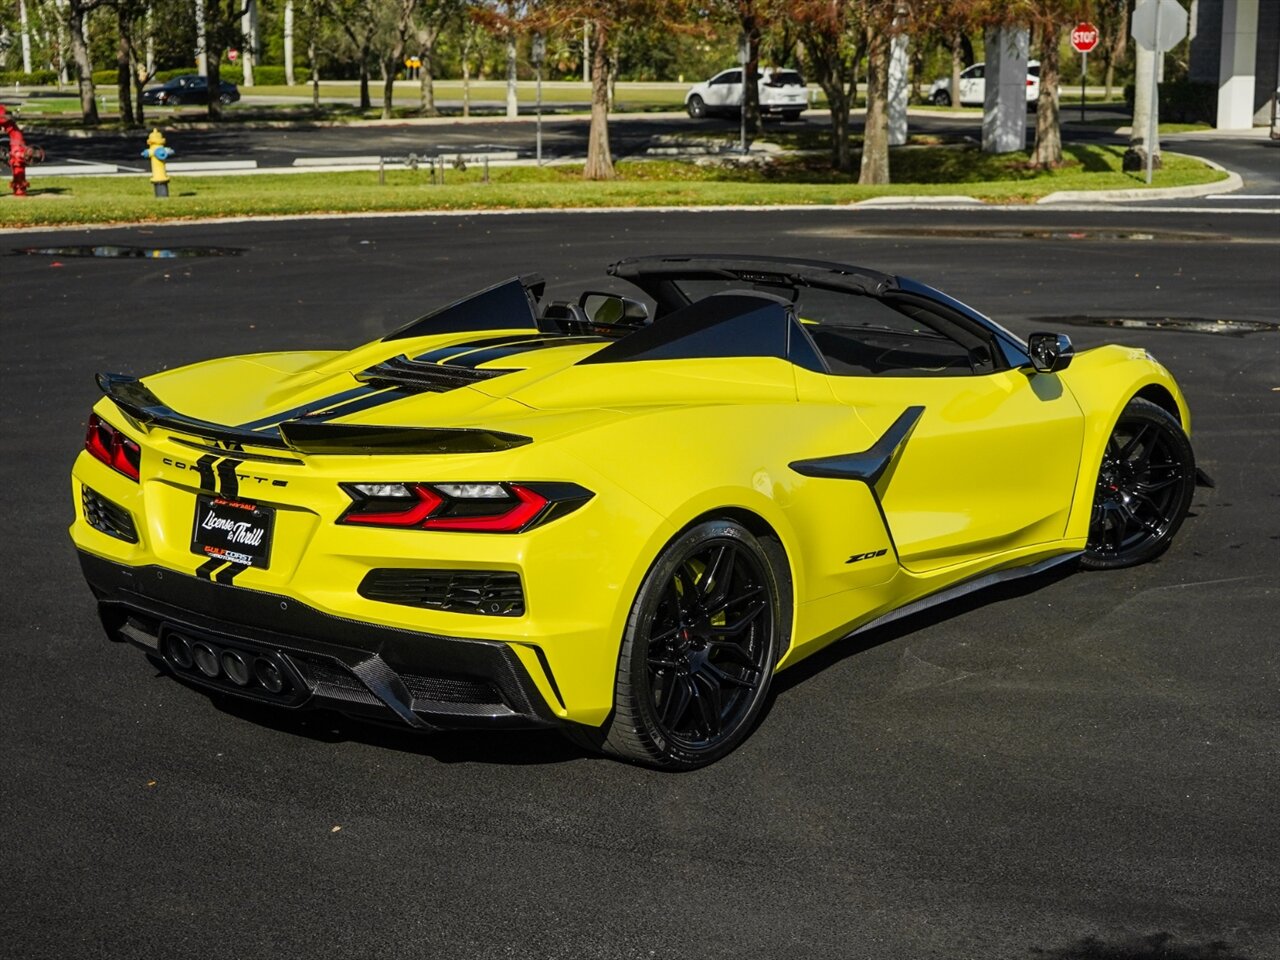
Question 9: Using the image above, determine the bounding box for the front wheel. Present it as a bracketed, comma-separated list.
[1081, 398, 1196, 570]
[219, 92, 234, 105]
[931, 90, 952, 107]
[686, 94, 707, 119]
[582, 519, 786, 770]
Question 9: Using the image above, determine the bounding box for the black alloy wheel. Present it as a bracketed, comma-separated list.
[686, 94, 707, 119]
[1081, 398, 1196, 570]
[931, 90, 951, 106]
[578, 519, 787, 770]
[219, 92, 234, 105]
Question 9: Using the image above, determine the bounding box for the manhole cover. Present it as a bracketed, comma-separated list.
[13, 244, 245, 258]
[1036, 316, 1276, 336]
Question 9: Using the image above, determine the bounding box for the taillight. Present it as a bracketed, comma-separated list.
[85, 413, 141, 481]
[338, 481, 591, 533]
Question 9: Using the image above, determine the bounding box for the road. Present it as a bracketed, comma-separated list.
[1, 207, 1277, 960]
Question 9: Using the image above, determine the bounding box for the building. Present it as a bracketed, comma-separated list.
[1188, 0, 1280, 128]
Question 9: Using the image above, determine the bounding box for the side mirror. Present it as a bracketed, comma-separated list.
[579, 293, 650, 328]
[1027, 332, 1074, 374]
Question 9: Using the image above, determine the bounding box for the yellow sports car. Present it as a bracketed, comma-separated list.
[71, 255, 1208, 769]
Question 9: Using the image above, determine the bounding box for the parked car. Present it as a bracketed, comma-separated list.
[929, 61, 1040, 106]
[685, 67, 809, 120]
[73, 254, 1206, 770]
[141, 75, 241, 107]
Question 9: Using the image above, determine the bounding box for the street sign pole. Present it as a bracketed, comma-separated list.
[1081, 50, 1087, 123]
[1146, 2, 1162, 185]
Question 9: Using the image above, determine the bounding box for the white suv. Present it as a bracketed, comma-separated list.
[685, 68, 810, 121]
[929, 61, 1041, 106]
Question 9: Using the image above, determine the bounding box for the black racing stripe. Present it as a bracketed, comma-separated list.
[196, 455, 219, 493]
[195, 558, 226, 581]
[412, 335, 548, 364]
[216, 458, 242, 498]
[237, 385, 380, 431]
[214, 563, 245, 584]
[294, 387, 416, 423]
[444, 336, 607, 370]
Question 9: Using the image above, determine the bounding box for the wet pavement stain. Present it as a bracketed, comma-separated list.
[12, 244, 246, 259]
[1034, 316, 1277, 336]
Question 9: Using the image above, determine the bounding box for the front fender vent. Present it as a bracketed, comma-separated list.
[358, 568, 525, 617]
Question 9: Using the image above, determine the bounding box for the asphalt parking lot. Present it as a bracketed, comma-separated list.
[1, 208, 1277, 959]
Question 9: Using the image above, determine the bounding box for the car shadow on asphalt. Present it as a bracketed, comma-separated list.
[143, 660, 585, 766]
[207, 691, 585, 765]
[152, 561, 1080, 768]
[1027, 931, 1251, 959]
[769, 560, 1080, 700]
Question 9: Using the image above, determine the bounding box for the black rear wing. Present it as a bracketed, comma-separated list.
[96, 373, 530, 455]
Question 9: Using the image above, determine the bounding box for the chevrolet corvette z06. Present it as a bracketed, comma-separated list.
[71, 255, 1208, 769]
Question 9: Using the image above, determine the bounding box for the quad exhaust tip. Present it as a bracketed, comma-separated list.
[162, 631, 294, 698]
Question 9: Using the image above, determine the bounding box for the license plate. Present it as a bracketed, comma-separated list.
[191, 495, 274, 569]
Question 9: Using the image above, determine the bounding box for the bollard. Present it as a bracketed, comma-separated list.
[1, 104, 45, 196]
[483, 155, 489, 184]
[140, 129, 173, 198]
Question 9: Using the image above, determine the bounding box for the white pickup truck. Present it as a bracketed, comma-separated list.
[685, 68, 810, 121]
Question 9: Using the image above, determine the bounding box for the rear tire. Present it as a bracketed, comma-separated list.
[686, 94, 707, 119]
[578, 519, 786, 770]
[1080, 398, 1196, 570]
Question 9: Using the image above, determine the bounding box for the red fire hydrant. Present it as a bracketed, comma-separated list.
[1, 105, 45, 196]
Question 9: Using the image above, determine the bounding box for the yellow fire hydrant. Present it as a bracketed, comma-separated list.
[140, 129, 173, 198]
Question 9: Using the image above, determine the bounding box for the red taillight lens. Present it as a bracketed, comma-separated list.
[341, 484, 443, 527]
[425, 485, 547, 531]
[85, 413, 141, 481]
[338, 482, 588, 533]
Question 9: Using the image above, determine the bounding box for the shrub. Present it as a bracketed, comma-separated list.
[1124, 79, 1217, 125]
[0, 69, 60, 85]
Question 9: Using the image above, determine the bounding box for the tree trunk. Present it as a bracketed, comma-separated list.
[116, 24, 135, 126]
[859, 27, 890, 185]
[1104, 2, 1128, 101]
[1029, 25, 1059, 165]
[68, 0, 98, 123]
[284, 0, 295, 85]
[828, 86, 850, 170]
[950, 31, 963, 108]
[461, 31, 472, 117]
[382, 60, 397, 120]
[583, 19, 614, 181]
[1032, 25, 1063, 167]
[241, 0, 256, 87]
[207, 51, 224, 120]
[505, 33, 518, 118]
[417, 25, 439, 116]
[359, 62, 371, 111]
[309, 18, 320, 110]
[742, 15, 762, 135]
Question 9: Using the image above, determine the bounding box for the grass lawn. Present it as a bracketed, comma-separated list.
[0, 145, 1225, 229]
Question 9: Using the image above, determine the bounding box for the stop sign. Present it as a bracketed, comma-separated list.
[1071, 22, 1100, 54]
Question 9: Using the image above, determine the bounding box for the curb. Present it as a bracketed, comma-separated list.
[1036, 154, 1242, 204]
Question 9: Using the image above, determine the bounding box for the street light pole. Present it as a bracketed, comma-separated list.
[533, 32, 546, 166]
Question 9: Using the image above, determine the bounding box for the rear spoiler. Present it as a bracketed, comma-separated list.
[97, 373, 530, 455]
